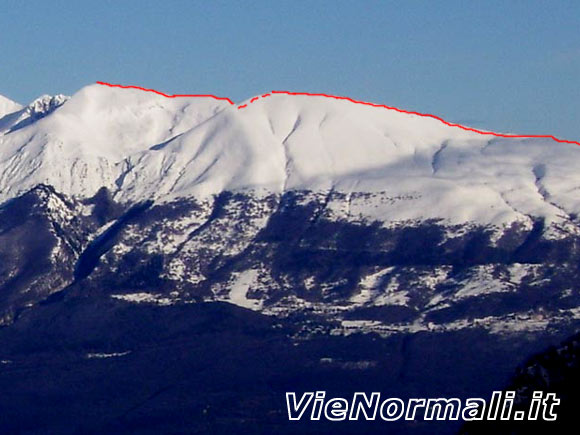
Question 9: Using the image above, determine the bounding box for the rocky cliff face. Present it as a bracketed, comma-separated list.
[2, 186, 580, 337]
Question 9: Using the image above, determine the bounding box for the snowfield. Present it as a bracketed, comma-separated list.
[0, 83, 579, 233]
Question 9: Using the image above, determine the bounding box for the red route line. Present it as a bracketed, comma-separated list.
[95, 82, 579, 146]
[96, 81, 234, 105]
[271, 91, 580, 146]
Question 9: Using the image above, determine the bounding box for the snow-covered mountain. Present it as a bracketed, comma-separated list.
[0, 94, 70, 134]
[0, 82, 578, 336]
[1, 83, 579, 234]
[1, 83, 579, 432]
[0, 85, 229, 200]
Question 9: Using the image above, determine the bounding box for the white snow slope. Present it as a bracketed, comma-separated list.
[0, 95, 22, 117]
[0, 83, 579, 230]
[0, 94, 23, 130]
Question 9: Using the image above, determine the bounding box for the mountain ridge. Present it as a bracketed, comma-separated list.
[97, 82, 580, 145]
[0, 83, 579, 235]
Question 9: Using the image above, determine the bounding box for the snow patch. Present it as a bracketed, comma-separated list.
[111, 292, 176, 306]
[219, 269, 263, 310]
[86, 351, 131, 359]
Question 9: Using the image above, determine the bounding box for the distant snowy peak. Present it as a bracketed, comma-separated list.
[0, 94, 22, 118]
[0, 94, 71, 133]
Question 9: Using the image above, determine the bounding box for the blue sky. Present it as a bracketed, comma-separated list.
[1, 0, 579, 140]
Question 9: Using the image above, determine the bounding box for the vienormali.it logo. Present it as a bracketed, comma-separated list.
[286, 391, 559, 422]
